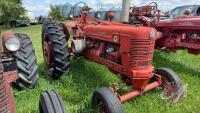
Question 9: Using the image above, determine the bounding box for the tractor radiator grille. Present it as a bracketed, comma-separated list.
[0, 65, 10, 113]
[129, 39, 155, 67]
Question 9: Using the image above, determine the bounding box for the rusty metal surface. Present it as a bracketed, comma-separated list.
[0, 53, 17, 113]
[0, 64, 16, 113]
[0, 30, 3, 53]
[161, 81, 186, 103]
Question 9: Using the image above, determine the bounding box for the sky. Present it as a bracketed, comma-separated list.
[23, 0, 200, 17]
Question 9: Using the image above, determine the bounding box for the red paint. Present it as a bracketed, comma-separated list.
[0, 64, 18, 113]
[119, 81, 160, 103]
[62, 11, 162, 103]
[132, 4, 200, 55]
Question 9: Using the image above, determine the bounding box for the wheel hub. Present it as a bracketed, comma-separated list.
[43, 39, 54, 73]
[161, 77, 185, 103]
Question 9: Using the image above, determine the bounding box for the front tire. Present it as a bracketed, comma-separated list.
[13, 33, 39, 89]
[92, 87, 124, 113]
[155, 68, 185, 102]
[39, 90, 67, 113]
[42, 21, 70, 79]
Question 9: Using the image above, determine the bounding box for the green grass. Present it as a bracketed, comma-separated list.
[2, 25, 200, 113]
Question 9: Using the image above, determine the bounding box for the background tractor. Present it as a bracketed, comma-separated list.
[0, 31, 39, 89]
[0, 31, 67, 113]
[41, 1, 185, 113]
[131, 2, 200, 55]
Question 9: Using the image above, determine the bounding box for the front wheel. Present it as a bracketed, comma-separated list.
[39, 90, 68, 113]
[155, 68, 185, 102]
[92, 87, 124, 113]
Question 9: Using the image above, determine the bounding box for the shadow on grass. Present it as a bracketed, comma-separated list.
[154, 53, 200, 78]
[38, 58, 118, 113]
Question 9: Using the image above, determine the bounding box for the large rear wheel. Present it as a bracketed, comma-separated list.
[42, 21, 70, 79]
[13, 33, 39, 89]
[39, 90, 67, 113]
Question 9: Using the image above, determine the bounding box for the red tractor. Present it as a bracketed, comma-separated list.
[0, 31, 67, 113]
[42, 2, 185, 113]
[0, 31, 39, 90]
[131, 2, 200, 55]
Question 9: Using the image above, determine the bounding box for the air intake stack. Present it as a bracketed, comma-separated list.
[121, 0, 131, 23]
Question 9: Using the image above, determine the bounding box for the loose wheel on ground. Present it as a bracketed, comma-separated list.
[13, 33, 39, 89]
[39, 90, 67, 113]
[92, 87, 124, 113]
[42, 21, 70, 79]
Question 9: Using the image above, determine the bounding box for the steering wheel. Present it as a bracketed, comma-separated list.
[147, 2, 158, 15]
[72, 2, 89, 18]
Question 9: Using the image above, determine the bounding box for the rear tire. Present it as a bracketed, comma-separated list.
[39, 90, 67, 113]
[42, 21, 70, 79]
[13, 33, 39, 89]
[92, 87, 124, 113]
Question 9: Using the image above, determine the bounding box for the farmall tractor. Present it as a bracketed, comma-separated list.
[41, 1, 185, 113]
[0, 31, 67, 113]
[131, 2, 200, 55]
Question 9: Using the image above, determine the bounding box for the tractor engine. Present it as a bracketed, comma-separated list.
[86, 38, 120, 64]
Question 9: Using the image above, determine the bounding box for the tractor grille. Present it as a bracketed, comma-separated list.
[129, 39, 155, 67]
[0, 65, 10, 113]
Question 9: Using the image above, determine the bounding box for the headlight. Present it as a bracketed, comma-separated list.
[5, 38, 21, 52]
[70, 14, 73, 18]
[150, 30, 156, 39]
[97, 14, 101, 18]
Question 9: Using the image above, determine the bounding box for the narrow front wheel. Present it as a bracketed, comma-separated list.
[92, 87, 124, 113]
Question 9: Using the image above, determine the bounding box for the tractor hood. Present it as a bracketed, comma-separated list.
[83, 22, 157, 43]
[157, 16, 200, 30]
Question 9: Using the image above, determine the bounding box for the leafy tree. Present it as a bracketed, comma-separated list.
[0, 0, 26, 26]
[48, 5, 64, 21]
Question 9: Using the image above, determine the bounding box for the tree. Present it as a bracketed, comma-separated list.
[48, 5, 64, 21]
[0, 0, 26, 26]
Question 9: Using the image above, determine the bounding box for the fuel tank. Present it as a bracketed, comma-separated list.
[83, 22, 158, 43]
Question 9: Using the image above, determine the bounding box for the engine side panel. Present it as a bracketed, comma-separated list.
[83, 24, 121, 43]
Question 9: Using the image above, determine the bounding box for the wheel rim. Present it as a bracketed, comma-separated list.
[43, 34, 54, 74]
[161, 76, 175, 97]
[160, 75, 185, 102]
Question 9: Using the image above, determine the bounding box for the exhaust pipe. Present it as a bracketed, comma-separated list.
[121, 0, 131, 23]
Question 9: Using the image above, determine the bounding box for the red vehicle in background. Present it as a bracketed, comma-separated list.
[170, 5, 200, 18]
[131, 2, 200, 55]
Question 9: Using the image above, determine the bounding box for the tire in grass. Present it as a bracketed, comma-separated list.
[13, 33, 39, 89]
[92, 87, 124, 113]
[39, 90, 67, 113]
[42, 21, 70, 79]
